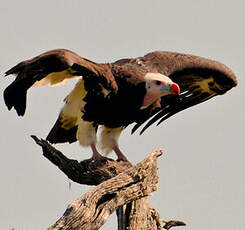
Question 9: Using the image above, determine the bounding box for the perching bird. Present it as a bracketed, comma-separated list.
[4, 49, 237, 161]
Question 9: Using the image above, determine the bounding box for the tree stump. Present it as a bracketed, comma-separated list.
[31, 136, 185, 230]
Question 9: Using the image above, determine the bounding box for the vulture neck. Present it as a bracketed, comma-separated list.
[141, 92, 161, 109]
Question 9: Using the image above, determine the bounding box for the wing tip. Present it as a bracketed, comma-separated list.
[3, 83, 27, 116]
[5, 61, 26, 77]
[5, 69, 14, 77]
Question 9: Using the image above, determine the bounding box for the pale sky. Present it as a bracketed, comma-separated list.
[0, 1, 244, 230]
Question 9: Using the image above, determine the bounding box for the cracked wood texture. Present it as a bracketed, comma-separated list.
[32, 136, 185, 230]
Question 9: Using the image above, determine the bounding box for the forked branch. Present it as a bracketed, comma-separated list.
[31, 136, 185, 230]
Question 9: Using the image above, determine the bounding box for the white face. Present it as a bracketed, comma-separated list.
[144, 73, 175, 96]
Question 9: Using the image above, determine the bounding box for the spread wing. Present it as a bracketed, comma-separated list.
[126, 51, 237, 134]
[4, 49, 116, 116]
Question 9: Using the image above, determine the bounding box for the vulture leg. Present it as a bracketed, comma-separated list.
[76, 121, 105, 160]
[112, 146, 128, 161]
[100, 126, 128, 161]
[90, 143, 105, 160]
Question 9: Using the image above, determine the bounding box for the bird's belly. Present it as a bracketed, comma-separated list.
[81, 80, 146, 128]
[82, 96, 144, 128]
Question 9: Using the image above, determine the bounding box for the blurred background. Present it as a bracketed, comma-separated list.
[0, 0, 244, 229]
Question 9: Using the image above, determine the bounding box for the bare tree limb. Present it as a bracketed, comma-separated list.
[47, 149, 161, 229]
[31, 136, 185, 230]
[31, 135, 131, 185]
[163, 220, 186, 230]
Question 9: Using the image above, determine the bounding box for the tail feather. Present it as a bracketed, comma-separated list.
[46, 117, 78, 144]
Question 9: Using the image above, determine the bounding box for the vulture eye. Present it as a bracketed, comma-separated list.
[155, 80, 161, 85]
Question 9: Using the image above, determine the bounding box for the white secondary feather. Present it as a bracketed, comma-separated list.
[58, 79, 98, 147]
[59, 79, 86, 129]
[32, 70, 81, 87]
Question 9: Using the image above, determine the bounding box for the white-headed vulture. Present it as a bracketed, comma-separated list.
[4, 49, 237, 160]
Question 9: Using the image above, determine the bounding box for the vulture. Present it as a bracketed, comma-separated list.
[3, 49, 237, 161]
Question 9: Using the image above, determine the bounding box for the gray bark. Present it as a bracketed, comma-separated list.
[31, 136, 185, 230]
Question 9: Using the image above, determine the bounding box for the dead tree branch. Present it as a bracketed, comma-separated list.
[31, 136, 185, 230]
[31, 135, 131, 185]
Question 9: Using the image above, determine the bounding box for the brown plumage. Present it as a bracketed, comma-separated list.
[4, 49, 237, 160]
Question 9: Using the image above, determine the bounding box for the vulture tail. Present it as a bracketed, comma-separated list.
[46, 118, 78, 144]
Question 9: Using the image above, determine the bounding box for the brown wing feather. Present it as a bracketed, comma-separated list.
[130, 51, 237, 134]
[4, 49, 116, 116]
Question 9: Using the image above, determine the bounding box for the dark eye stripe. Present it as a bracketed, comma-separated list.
[155, 80, 161, 85]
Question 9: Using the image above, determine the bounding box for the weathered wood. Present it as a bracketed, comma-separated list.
[163, 220, 186, 230]
[31, 136, 185, 230]
[116, 205, 129, 230]
[31, 135, 132, 185]
[129, 198, 162, 230]
[47, 149, 160, 229]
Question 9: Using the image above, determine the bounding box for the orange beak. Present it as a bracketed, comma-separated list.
[171, 83, 180, 95]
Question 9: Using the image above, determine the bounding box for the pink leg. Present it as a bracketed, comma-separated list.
[91, 143, 104, 160]
[113, 146, 128, 161]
